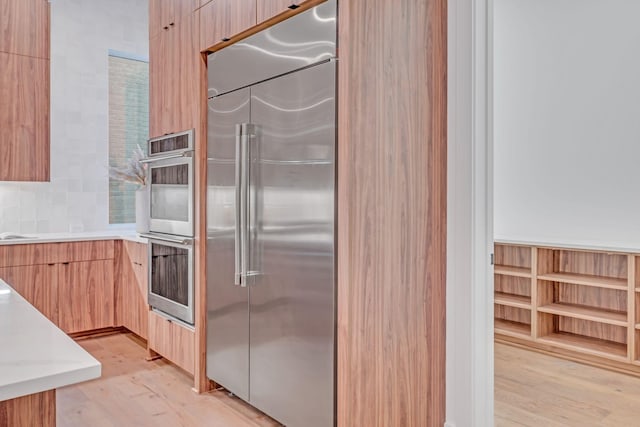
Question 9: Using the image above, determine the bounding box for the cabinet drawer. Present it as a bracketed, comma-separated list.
[0, 241, 115, 268]
[148, 310, 195, 374]
[199, 0, 256, 51]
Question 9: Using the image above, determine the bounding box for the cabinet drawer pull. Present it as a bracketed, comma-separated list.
[288, 3, 300, 9]
[62, 262, 70, 265]
[169, 22, 175, 26]
[222, 37, 231, 42]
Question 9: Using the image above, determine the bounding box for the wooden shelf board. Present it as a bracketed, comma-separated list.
[494, 292, 531, 309]
[538, 332, 627, 361]
[537, 303, 628, 327]
[494, 265, 531, 278]
[494, 318, 531, 339]
[537, 272, 627, 290]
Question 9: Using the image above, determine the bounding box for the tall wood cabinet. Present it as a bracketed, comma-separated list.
[0, 0, 50, 182]
[116, 241, 149, 340]
[149, 12, 200, 138]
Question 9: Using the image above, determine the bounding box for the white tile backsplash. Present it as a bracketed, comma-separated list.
[0, 0, 148, 234]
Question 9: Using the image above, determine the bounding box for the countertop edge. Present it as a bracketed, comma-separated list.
[495, 237, 640, 254]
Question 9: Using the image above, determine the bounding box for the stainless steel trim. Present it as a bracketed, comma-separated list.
[234, 124, 243, 286]
[140, 232, 193, 246]
[140, 150, 193, 164]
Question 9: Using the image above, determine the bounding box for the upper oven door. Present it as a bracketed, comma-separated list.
[148, 154, 194, 237]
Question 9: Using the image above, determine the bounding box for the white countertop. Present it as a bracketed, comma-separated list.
[0, 230, 148, 246]
[0, 280, 101, 401]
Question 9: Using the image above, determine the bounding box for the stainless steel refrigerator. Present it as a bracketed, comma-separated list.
[206, 2, 336, 426]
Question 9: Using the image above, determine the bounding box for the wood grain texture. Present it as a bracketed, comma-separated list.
[0, 241, 114, 268]
[115, 241, 149, 339]
[257, 0, 314, 23]
[58, 333, 278, 426]
[0, 264, 58, 324]
[556, 283, 626, 313]
[337, 0, 447, 425]
[495, 342, 640, 426]
[58, 260, 115, 334]
[495, 275, 531, 297]
[0, 52, 49, 182]
[0, 390, 55, 427]
[495, 244, 532, 269]
[199, 0, 256, 51]
[557, 250, 628, 279]
[558, 317, 627, 344]
[0, 0, 50, 59]
[495, 305, 531, 325]
[148, 310, 195, 375]
[149, 0, 199, 39]
[149, 12, 200, 138]
[194, 36, 212, 392]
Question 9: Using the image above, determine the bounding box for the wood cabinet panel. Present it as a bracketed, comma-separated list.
[199, 0, 256, 51]
[0, 390, 55, 427]
[116, 241, 149, 339]
[0, 241, 114, 268]
[0, 0, 50, 58]
[0, 264, 58, 323]
[58, 260, 115, 334]
[149, 13, 199, 138]
[150, 0, 199, 39]
[257, 0, 316, 23]
[148, 310, 195, 374]
[336, 0, 447, 425]
[0, 52, 50, 182]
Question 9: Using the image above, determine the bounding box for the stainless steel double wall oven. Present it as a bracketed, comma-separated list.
[142, 130, 195, 324]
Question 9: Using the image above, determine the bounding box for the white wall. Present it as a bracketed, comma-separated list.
[0, 0, 148, 233]
[494, 0, 640, 248]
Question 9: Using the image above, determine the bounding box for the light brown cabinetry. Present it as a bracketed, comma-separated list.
[149, 12, 200, 138]
[148, 310, 195, 374]
[0, 0, 50, 59]
[0, 0, 50, 182]
[0, 241, 116, 334]
[58, 260, 115, 334]
[495, 242, 640, 375]
[257, 0, 309, 23]
[0, 264, 58, 323]
[0, 51, 50, 182]
[199, 0, 256, 51]
[149, 0, 199, 39]
[116, 241, 149, 339]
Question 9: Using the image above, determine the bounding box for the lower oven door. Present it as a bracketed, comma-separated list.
[143, 233, 194, 324]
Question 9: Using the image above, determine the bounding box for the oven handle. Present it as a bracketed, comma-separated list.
[140, 233, 193, 246]
[139, 150, 194, 164]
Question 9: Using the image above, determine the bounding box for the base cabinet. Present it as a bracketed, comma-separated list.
[0, 264, 58, 324]
[148, 310, 195, 374]
[58, 260, 115, 334]
[116, 241, 149, 339]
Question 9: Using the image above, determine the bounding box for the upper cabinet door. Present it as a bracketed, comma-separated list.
[0, 0, 50, 58]
[199, 0, 256, 51]
[0, 52, 50, 182]
[257, 0, 298, 23]
[149, 0, 199, 39]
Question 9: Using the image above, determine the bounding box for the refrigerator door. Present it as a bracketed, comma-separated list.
[249, 61, 336, 427]
[206, 88, 251, 400]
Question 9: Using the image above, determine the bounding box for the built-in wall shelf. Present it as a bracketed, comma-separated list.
[537, 272, 627, 290]
[495, 265, 532, 278]
[495, 242, 640, 375]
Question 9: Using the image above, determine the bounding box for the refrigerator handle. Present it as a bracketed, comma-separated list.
[234, 124, 243, 286]
[240, 123, 253, 288]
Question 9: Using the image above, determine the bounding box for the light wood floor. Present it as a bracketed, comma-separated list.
[58, 333, 280, 427]
[496, 342, 640, 426]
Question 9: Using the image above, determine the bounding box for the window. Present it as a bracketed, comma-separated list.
[108, 51, 149, 224]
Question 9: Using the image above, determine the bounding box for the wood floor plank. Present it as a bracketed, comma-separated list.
[496, 342, 640, 426]
[57, 333, 280, 427]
